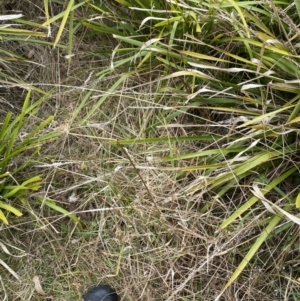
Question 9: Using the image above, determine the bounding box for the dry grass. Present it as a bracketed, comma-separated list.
[1, 1, 300, 301]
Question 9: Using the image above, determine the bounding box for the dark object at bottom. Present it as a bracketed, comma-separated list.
[83, 284, 119, 301]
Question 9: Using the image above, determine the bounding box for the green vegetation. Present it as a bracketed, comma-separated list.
[1, 0, 300, 300]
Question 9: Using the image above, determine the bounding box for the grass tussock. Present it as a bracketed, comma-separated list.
[1, 0, 300, 300]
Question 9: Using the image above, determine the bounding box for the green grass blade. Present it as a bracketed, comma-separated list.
[79, 71, 135, 124]
[43, 199, 83, 229]
[0, 112, 12, 141]
[54, 0, 74, 47]
[219, 166, 297, 229]
[42, 1, 87, 27]
[216, 213, 283, 300]
[111, 135, 231, 145]
[0, 210, 9, 224]
[162, 147, 248, 162]
[2, 176, 42, 198]
[0, 203, 22, 217]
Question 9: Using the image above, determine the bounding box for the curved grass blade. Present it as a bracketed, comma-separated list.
[219, 166, 297, 229]
[0, 203, 22, 217]
[2, 176, 42, 198]
[43, 199, 83, 229]
[0, 210, 8, 224]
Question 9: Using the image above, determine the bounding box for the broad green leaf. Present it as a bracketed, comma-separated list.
[0, 210, 8, 224]
[0, 203, 22, 217]
[2, 176, 42, 198]
[21, 175, 42, 190]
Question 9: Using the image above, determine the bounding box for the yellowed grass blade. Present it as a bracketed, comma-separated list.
[53, 0, 74, 48]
